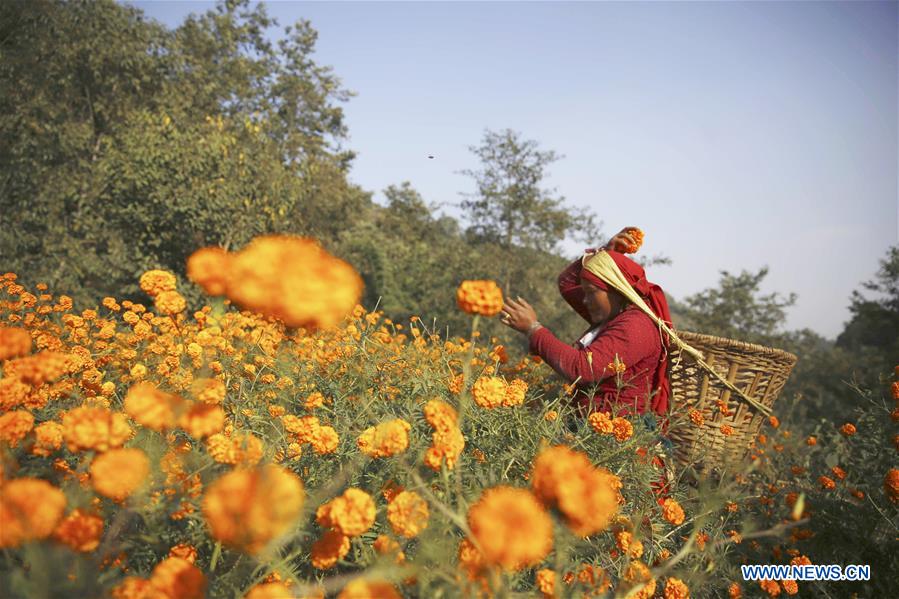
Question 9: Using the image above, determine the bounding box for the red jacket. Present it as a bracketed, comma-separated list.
[527, 255, 664, 417]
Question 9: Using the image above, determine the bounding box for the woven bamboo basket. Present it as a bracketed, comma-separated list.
[667, 330, 799, 471]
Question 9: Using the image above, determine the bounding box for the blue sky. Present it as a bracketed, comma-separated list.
[130, 0, 898, 339]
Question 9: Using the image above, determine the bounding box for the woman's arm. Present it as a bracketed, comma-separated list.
[558, 251, 596, 324]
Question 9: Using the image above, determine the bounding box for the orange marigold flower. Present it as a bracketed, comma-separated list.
[282, 414, 320, 441]
[467, 486, 553, 570]
[588, 410, 614, 434]
[245, 582, 295, 599]
[622, 561, 656, 599]
[664, 577, 690, 599]
[62, 406, 133, 452]
[0, 478, 67, 547]
[179, 402, 225, 438]
[90, 448, 150, 500]
[720, 424, 734, 436]
[373, 534, 405, 563]
[781, 579, 798, 595]
[139, 270, 177, 297]
[168, 543, 198, 563]
[456, 280, 503, 317]
[206, 432, 264, 465]
[728, 582, 743, 599]
[202, 464, 304, 554]
[310, 530, 350, 569]
[53, 508, 104, 552]
[544, 410, 558, 421]
[661, 498, 685, 526]
[0, 410, 34, 447]
[0, 327, 32, 360]
[186, 247, 231, 296]
[831, 466, 846, 480]
[124, 382, 186, 432]
[768, 415, 780, 428]
[689, 409, 704, 426]
[621, 227, 645, 254]
[111, 577, 152, 599]
[611, 417, 634, 442]
[357, 419, 411, 458]
[337, 579, 402, 599]
[154, 290, 186, 315]
[536, 568, 557, 597]
[310, 425, 339, 454]
[503, 378, 528, 407]
[4, 351, 71, 386]
[531, 445, 622, 536]
[759, 579, 781, 597]
[32, 420, 64, 456]
[818, 476, 836, 490]
[305, 391, 325, 409]
[387, 491, 429, 538]
[839, 422, 856, 436]
[806, 436, 817, 446]
[148, 556, 206, 599]
[472, 376, 508, 408]
[316, 488, 376, 537]
[884, 468, 899, 503]
[616, 530, 644, 559]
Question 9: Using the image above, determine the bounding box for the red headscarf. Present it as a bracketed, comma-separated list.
[580, 250, 673, 418]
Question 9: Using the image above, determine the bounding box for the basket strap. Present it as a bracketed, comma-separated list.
[581, 251, 773, 417]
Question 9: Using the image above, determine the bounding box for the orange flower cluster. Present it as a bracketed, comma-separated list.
[456, 280, 503, 317]
[0, 478, 67, 547]
[206, 432, 264, 465]
[531, 445, 622, 536]
[689, 409, 704, 427]
[661, 498, 685, 526]
[202, 464, 304, 554]
[622, 228, 645, 254]
[387, 490, 430, 538]
[884, 468, 899, 503]
[0, 410, 34, 447]
[317, 488, 376, 537]
[33, 420, 64, 456]
[588, 411, 634, 442]
[112, 557, 207, 599]
[53, 508, 104, 552]
[281, 414, 340, 455]
[664, 577, 690, 599]
[466, 485, 553, 570]
[139, 270, 177, 297]
[357, 418, 411, 458]
[62, 406, 133, 452]
[124, 382, 186, 432]
[4, 351, 71, 386]
[423, 399, 465, 470]
[311, 529, 351, 569]
[472, 376, 528, 408]
[536, 568, 556, 598]
[621, 561, 656, 599]
[90, 448, 150, 500]
[0, 326, 31, 360]
[187, 235, 364, 329]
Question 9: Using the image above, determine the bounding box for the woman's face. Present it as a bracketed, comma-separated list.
[580, 279, 623, 325]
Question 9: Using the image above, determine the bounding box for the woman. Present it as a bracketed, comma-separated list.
[499, 228, 672, 419]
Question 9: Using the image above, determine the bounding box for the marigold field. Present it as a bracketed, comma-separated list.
[0, 236, 897, 598]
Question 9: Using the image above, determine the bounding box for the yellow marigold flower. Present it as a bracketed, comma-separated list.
[124, 382, 186, 432]
[839, 422, 856, 436]
[664, 577, 690, 599]
[0, 327, 31, 360]
[193, 377, 226, 404]
[316, 488, 376, 537]
[305, 391, 325, 409]
[0, 410, 34, 447]
[202, 464, 304, 554]
[179, 402, 225, 438]
[357, 419, 411, 458]
[621, 227, 645, 254]
[544, 410, 558, 421]
[310, 425, 339, 454]
[622, 561, 656, 599]
[187, 247, 231, 296]
[155, 290, 186, 315]
[884, 468, 899, 503]
[611, 417, 634, 442]
[387, 490, 429, 538]
[62, 406, 133, 453]
[536, 568, 556, 598]
[139, 270, 177, 297]
[311, 529, 350, 569]
[456, 280, 503, 317]
[0, 478, 67, 547]
[661, 498, 685, 526]
[32, 420, 64, 456]
[53, 508, 103, 552]
[424, 399, 459, 431]
[531, 445, 622, 536]
[168, 543, 198, 563]
[206, 432, 264, 465]
[472, 376, 508, 408]
[467, 486, 553, 570]
[90, 448, 149, 500]
[503, 378, 528, 407]
[148, 556, 206, 599]
[589, 411, 614, 434]
[337, 579, 402, 599]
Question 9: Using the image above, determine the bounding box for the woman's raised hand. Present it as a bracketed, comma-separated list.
[604, 228, 639, 252]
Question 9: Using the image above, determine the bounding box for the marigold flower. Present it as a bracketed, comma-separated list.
[467, 486, 553, 570]
[282, 414, 320, 441]
[532, 445, 622, 536]
[817, 476, 836, 490]
[186, 247, 231, 296]
[203, 464, 304, 554]
[456, 280, 503, 316]
[424, 399, 465, 470]
[0, 410, 34, 447]
[0, 478, 67, 547]
[179, 402, 225, 438]
[892, 380, 899, 400]
[759, 579, 781, 597]
[387, 491, 429, 538]
[831, 466, 846, 480]
[768, 415, 780, 428]
[357, 419, 411, 458]
[503, 378, 528, 407]
[611, 417, 634, 442]
[148, 556, 206, 599]
[664, 577, 690, 599]
[139, 270, 178, 297]
[154, 290, 187, 316]
[32, 420, 64, 456]
[4, 351, 71, 386]
[337, 579, 402, 599]
[373, 534, 405, 563]
[839, 422, 856, 436]
[90, 448, 150, 500]
[472, 376, 508, 408]
[661, 498, 685, 526]
[311, 529, 350, 569]
[206, 432, 264, 465]
[0, 327, 32, 360]
[589, 411, 614, 434]
[168, 543, 198, 563]
[616, 530, 644, 558]
[62, 406, 133, 452]
[310, 425, 339, 454]
[544, 410, 558, 421]
[53, 508, 104, 552]
[727, 583, 742, 598]
[536, 568, 556, 598]
[689, 409, 704, 426]
[720, 424, 734, 436]
[124, 382, 186, 432]
[805, 436, 816, 446]
[884, 468, 899, 503]
[245, 582, 294, 599]
[317, 488, 376, 537]
[621, 227, 645, 253]
[622, 561, 656, 599]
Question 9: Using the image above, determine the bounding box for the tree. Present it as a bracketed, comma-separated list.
[458, 128, 601, 253]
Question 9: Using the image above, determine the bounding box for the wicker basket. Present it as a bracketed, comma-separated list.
[667, 330, 798, 471]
